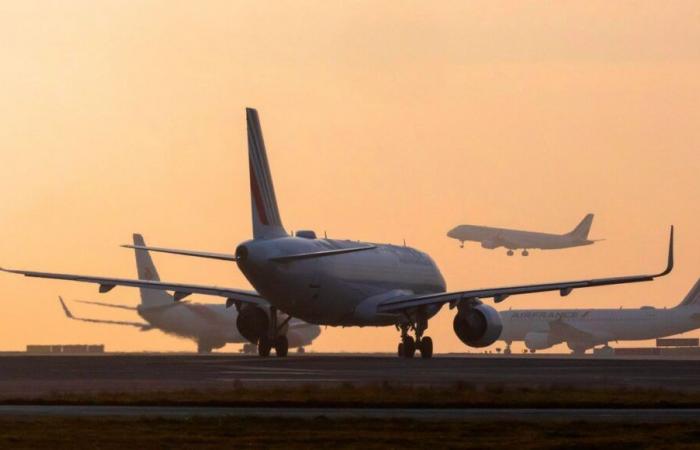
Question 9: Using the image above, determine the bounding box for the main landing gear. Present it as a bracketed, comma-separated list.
[522, 250, 529, 256]
[258, 306, 290, 357]
[507, 250, 514, 256]
[397, 313, 433, 359]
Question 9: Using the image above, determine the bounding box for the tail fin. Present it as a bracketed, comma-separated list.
[567, 213, 594, 240]
[247, 108, 287, 239]
[132, 233, 173, 307]
[678, 278, 700, 308]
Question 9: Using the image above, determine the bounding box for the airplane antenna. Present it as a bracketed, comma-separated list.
[324, 230, 327, 239]
[403, 238, 406, 247]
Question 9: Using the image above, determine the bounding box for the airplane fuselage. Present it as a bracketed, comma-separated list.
[447, 225, 593, 250]
[236, 236, 446, 326]
[138, 302, 320, 349]
[499, 306, 700, 351]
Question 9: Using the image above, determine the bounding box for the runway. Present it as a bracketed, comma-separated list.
[2, 353, 700, 396]
[0, 405, 699, 422]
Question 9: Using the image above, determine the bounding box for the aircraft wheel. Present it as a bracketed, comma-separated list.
[507, 250, 514, 256]
[258, 337, 272, 357]
[397, 343, 404, 357]
[402, 336, 416, 358]
[274, 335, 289, 357]
[504, 347, 512, 355]
[419, 336, 433, 359]
[522, 250, 529, 256]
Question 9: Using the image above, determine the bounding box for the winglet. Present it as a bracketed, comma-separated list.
[657, 225, 674, 277]
[58, 296, 74, 319]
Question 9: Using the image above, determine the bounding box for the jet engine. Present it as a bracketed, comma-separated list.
[453, 302, 503, 347]
[236, 305, 269, 343]
[524, 332, 552, 351]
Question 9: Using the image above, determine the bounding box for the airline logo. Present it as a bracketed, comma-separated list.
[510, 311, 591, 319]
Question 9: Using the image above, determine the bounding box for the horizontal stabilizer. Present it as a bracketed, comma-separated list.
[122, 244, 237, 262]
[269, 245, 377, 262]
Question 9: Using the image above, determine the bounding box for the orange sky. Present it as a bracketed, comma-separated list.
[0, 1, 699, 353]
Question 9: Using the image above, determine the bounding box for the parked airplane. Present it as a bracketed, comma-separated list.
[499, 278, 700, 355]
[57, 234, 321, 354]
[447, 214, 599, 255]
[1, 108, 674, 358]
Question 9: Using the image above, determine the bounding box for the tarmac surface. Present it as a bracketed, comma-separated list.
[0, 405, 699, 422]
[2, 353, 700, 396]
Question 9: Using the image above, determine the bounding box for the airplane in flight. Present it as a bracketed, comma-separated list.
[498, 278, 700, 355]
[446, 214, 600, 255]
[58, 234, 321, 354]
[1, 108, 675, 358]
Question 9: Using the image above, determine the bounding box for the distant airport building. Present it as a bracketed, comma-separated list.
[26, 344, 105, 354]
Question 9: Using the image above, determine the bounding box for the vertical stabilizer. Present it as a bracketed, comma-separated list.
[567, 214, 594, 240]
[133, 233, 173, 307]
[246, 108, 287, 239]
[678, 278, 700, 308]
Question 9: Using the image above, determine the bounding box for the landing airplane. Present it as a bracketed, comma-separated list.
[499, 278, 700, 355]
[1, 108, 674, 358]
[57, 234, 321, 354]
[447, 214, 600, 255]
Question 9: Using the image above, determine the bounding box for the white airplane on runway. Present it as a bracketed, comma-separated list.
[447, 214, 600, 255]
[1, 108, 675, 358]
[499, 278, 700, 355]
[58, 234, 321, 354]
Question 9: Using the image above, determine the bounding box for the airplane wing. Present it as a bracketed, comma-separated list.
[75, 300, 138, 311]
[75, 299, 188, 313]
[378, 226, 674, 313]
[58, 297, 153, 330]
[1, 268, 267, 306]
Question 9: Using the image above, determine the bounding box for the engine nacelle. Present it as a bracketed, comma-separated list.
[453, 302, 503, 348]
[524, 332, 553, 351]
[236, 305, 269, 343]
[480, 240, 498, 249]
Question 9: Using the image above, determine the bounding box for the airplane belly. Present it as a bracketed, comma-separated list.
[247, 242, 445, 327]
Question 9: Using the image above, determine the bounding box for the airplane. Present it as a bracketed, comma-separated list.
[498, 278, 700, 355]
[1, 107, 675, 358]
[57, 233, 321, 354]
[446, 214, 600, 255]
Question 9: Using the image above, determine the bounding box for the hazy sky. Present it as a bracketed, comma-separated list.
[0, 1, 699, 353]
